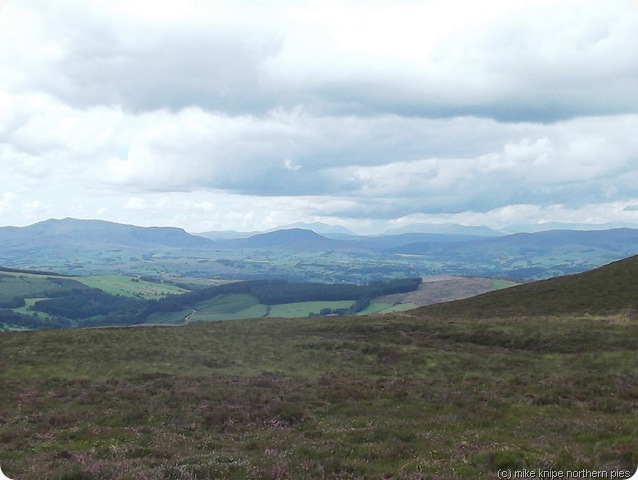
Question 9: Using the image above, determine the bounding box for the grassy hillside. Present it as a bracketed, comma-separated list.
[421, 254, 638, 318]
[1, 314, 635, 479]
[0, 271, 185, 304]
[0, 273, 90, 306]
[72, 275, 188, 299]
[0, 271, 193, 331]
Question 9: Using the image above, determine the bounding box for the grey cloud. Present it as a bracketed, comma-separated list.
[55, 30, 281, 114]
[264, 0, 638, 122]
[11, 99, 622, 217]
[9, 1, 282, 113]
[9, 0, 638, 123]
[4, 86, 638, 218]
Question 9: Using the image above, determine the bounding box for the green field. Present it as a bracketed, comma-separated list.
[0, 272, 83, 304]
[189, 296, 361, 321]
[363, 301, 420, 314]
[12, 297, 50, 318]
[186, 296, 422, 321]
[270, 300, 355, 318]
[491, 279, 517, 290]
[188, 294, 268, 321]
[146, 295, 377, 323]
[72, 275, 188, 299]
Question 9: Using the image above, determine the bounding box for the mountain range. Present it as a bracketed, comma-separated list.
[2, 218, 638, 282]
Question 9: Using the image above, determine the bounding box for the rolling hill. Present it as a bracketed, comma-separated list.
[421, 253, 638, 317]
[392, 227, 638, 255]
[0, 218, 219, 276]
[222, 228, 344, 250]
[0, 218, 215, 250]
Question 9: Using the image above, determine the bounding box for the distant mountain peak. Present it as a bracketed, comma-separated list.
[270, 222, 356, 236]
[225, 228, 341, 249]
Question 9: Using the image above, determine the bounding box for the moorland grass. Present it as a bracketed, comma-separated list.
[423, 255, 638, 318]
[359, 302, 420, 315]
[0, 274, 87, 305]
[0, 312, 636, 479]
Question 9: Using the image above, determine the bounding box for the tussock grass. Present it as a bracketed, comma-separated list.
[1, 311, 636, 479]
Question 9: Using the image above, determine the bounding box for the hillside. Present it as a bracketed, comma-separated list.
[420, 254, 638, 317]
[223, 228, 342, 250]
[1, 297, 636, 478]
[393, 228, 638, 279]
[395, 227, 638, 254]
[268, 222, 356, 237]
[0, 218, 219, 276]
[0, 218, 215, 250]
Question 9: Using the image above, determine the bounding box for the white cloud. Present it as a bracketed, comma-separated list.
[391, 201, 638, 232]
[4, 0, 636, 120]
[265, 0, 638, 120]
[124, 197, 146, 210]
[0, 192, 16, 216]
[21, 200, 50, 219]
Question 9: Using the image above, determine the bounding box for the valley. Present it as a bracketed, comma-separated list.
[0, 269, 430, 331]
[2, 218, 638, 331]
[2, 219, 638, 284]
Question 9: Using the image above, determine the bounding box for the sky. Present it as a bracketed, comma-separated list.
[1, 0, 638, 234]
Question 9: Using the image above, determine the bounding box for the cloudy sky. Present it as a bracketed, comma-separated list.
[1, 0, 638, 234]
